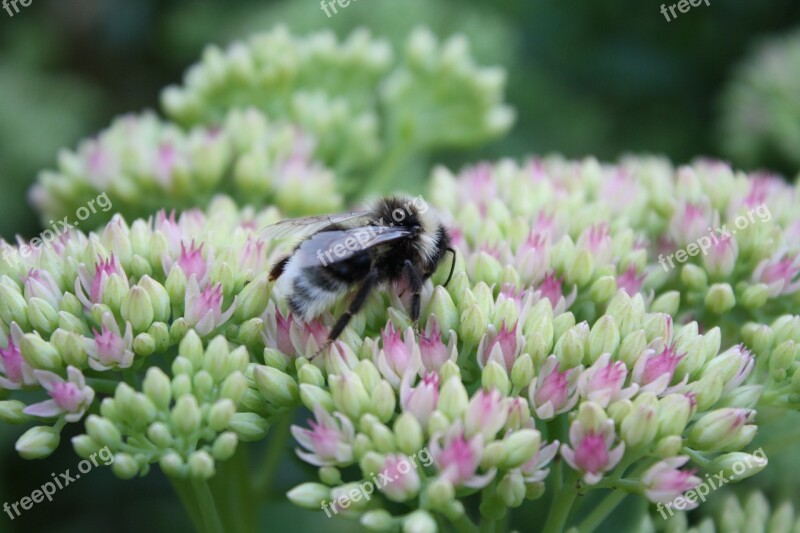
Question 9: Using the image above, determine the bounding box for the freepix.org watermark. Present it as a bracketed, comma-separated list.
[2, 192, 113, 268]
[316, 195, 429, 268]
[321, 447, 433, 517]
[656, 447, 767, 519]
[3, 446, 114, 520]
[657, 202, 771, 272]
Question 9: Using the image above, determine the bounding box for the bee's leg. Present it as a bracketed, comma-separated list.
[269, 256, 291, 281]
[313, 269, 379, 358]
[403, 259, 423, 333]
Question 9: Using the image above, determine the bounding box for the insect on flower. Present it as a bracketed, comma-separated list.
[262, 195, 456, 355]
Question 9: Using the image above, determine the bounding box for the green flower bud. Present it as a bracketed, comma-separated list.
[236, 317, 264, 346]
[16, 426, 60, 459]
[148, 322, 171, 353]
[480, 441, 504, 470]
[554, 324, 587, 368]
[654, 436, 683, 458]
[0, 400, 30, 424]
[460, 304, 486, 346]
[689, 408, 756, 452]
[299, 384, 334, 412]
[112, 453, 140, 480]
[143, 367, 172, 410]
[589, 275, 617, 304]
[264, 347, 290, 372]
[501, 429, 541, 469]
[427, 410, 450, 436]
[705, 283, 736, 314]
[403, 511, 436, 533]
[172, 374, 192, 398]
[473, 252, 503, 285]
[439, 360, 461, 383]
[438, 377, 469, 420]
[330, 372, 369, 419]
[361, 510, 395, 532]
[355, 360, 381, 392]
[769, 340, 797, 381]
[297, 362, 324, 387]
[552, 312, 576, 341]
[371, 380, 396, 423]
[368, 421, 396, 453]
[588, 315, 620, 364]
[393, 413, 423, 455]
[86, 415, 122, 447]
[100, 274, 127, 312]
[20, 334, 62, 370]
[718, 384, 762, 409]
[203, 336, 231, 382]
[172, 395, 202, 436]
[318, 466, 342, 486]
[147, 422, 173, 449]
[621, 392, 658, 448]
[425, 477, 455, 512]
[359, 451, 385, 478]
[511, 354, 534, 390]
[709, 449, 768, 481]
[566, 249, 594, 287]
[482, 360, 510, 395]
[28, 297, 59, 334]
[657, 394, 693, 437]
[139, 276, 171, 323]
[57, 310, 90, 336]
[742, 323, 773, 358]
[690, 371, 724, 412]
[220, 371, 248, 404]
[229, 412, 270, 441]
[234, 277, 270, 321]
[159, 452, 185, 478]
[681, 264, 708, 290]
[739, 283, 770, 309]
[650, 291, 680, 315]
[498, 470, 526, 508]
[607, 399, 633, 426]
[132, 333, 155, 357]
[188, 450, 216, 480]
[71, 434, 102, 459]
[254, 365, 299, 408]
[0, 282, 29, 328]
[643, 313, 672, 344]
[165, 267, 187, 307]
[180, 329, 204, 367]
[208, 399, 236, 432]
[617, 329, 647, 368]
[428, 286, 457, 334]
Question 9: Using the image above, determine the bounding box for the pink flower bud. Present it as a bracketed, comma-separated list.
[430, 424, 495, 489]
[418, 318, 456, 373]
[24, 366, 95, 423]
[379, 454, 421, 502]
[400, 373, 440, 427]
[291, 406, 355, 467]
[631, 344, 685, 395]
[560, 410, 624, 485]
[642, 456, 702, 506]
[529, 355, 581, 419]
[477, 321, 522, 371]
[464, 389, 508, 439]
[578, 353, 638, 407]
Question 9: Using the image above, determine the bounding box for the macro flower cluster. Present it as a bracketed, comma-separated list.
[3, 24, 800, 533]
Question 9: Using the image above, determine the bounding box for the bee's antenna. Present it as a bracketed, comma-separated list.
[443, 247, 457, 287]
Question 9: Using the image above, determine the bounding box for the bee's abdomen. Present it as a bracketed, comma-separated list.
[288, 266, 348, 319]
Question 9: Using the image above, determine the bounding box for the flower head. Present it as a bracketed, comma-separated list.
[24, 367, 94, 423]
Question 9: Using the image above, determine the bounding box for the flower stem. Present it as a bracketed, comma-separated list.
[170, 476, 206, 533]
[255, 411, 294, 498]
[86, 378, 121, 394]
[576, 489, 628, 533]
[449, 514, 480, 533]
[542, 481, 578, 533]
[191, 478, 225, 533]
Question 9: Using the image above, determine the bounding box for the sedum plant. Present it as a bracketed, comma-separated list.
[3, 24, 800, 533]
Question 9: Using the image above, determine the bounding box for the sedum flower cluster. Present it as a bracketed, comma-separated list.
[5, 25, 800, 533]
[718, 28, 800, 173]
[30, 108, 342, 229]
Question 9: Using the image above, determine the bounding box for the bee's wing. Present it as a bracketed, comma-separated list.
[259, 211, 372, 243]
[293, 226, 413, 268]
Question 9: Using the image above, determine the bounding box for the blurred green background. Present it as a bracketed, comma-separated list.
[2, 0, 800, 531]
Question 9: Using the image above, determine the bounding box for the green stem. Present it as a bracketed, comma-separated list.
[542, 482, 578, 533]
[255, 412, 294, 497]
[191, 478, 225, 533]
[576, 489, 628, 533]
[449, 514, 480, 533]
[86, 378, 121, 394]
[170, 476, 206, 533]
